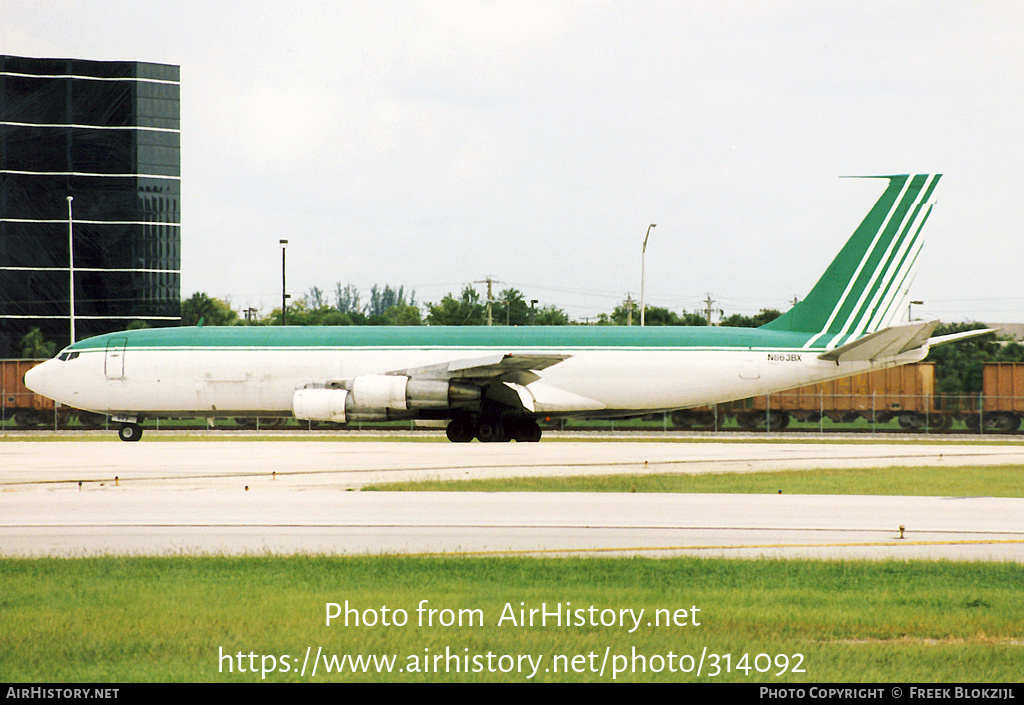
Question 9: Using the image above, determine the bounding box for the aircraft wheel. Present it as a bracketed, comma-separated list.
[476, 422, 507, 443]
[445, 418, 475, 443]
[118, 423, 143, 442]
[509, 419, 542, 442]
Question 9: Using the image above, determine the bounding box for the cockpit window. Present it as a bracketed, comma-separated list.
[57, 351, 80, 361]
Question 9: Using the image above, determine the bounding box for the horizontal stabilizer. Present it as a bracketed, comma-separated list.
[927, 327, 1000, 348]
[817, 320, 940, 363]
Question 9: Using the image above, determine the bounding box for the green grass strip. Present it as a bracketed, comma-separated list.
[364, 465, 1024, 497]
[2, 556, 1022, 683]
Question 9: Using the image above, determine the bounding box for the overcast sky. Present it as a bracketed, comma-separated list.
[4, 1, 1024, 323]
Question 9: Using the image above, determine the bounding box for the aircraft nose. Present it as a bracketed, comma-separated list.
[24, 360, 58, 400]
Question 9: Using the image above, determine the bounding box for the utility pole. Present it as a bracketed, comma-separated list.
[474, 276, 498, 325]
[624, 293, 636, 326]
[704, 293, 716, 326]
[486, 277, 493, 326]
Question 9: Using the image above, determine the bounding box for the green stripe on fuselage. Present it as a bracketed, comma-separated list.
[67, 325, 820, 352]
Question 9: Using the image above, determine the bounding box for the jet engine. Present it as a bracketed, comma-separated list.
[292, 375, 480, 423]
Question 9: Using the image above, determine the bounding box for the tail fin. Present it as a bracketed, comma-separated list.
[762, 174, 941, 349]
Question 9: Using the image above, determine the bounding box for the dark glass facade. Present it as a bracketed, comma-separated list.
[0, 56, 180, 357]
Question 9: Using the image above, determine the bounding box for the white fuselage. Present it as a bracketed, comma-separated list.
[27, 343, 927, 418]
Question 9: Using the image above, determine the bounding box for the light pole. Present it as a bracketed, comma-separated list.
[909, 300, 924, 322]
[640, 223, 656, 326]
[67, 196, 75, 344]
[280, 239, 289, 325]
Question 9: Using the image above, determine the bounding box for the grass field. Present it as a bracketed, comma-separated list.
[2, 555, 1022, 683]
[3, 439, 1021, 683]
[364, 465, 1024, 497]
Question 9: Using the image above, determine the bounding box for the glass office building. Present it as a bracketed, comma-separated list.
[0, 55, 180, 357]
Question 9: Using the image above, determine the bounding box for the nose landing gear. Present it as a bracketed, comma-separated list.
[118, 422, 143, 442]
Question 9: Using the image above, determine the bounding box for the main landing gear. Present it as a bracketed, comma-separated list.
[445, 416, 543, 443]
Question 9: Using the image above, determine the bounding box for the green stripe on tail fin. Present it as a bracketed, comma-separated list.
[761, 174, 940, 347]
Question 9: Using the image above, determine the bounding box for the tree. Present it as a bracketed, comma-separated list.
[181, 292, 238, 326]
[678, 310, 708, 326]
[491, 288, 530, 326]
[322, 283, 421, 324]
[595, 303, 695, 326]
[20, 327, 55, 358]
[925, 322, 1019, 394]
[533, 305, 570, 326]
[720, 309, 782, 328]
[335, 284, 362, 315]
[305, 286, 329, 309]
[367, 284, 413, 317]
[426, 286, 486, 325]
[640, 306, 685, 326]
[380, 304, 423, 326]
[595, 300, 640, 326]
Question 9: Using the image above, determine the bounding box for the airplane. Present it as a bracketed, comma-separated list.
[25, 173, 991, 443]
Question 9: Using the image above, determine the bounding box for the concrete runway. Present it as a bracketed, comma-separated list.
[2, 435, 1024, 560]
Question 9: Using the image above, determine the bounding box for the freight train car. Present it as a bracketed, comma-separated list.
[0, 359, 68, 427]
[731, 362, 946, 430]
[671, 362, 1024, 433]
[967, 363, 1024, 432]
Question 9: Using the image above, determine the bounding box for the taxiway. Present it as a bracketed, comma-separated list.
[2, 436, 1022, 560]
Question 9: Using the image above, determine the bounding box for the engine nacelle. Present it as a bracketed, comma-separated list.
[292, 376, 480, 423]
[292, 387, 349, 423]
[350, 374, 409, 411]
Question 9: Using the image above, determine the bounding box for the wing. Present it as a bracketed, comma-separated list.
[390, 352, 604, 414]
[391, 352, 569, 384]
